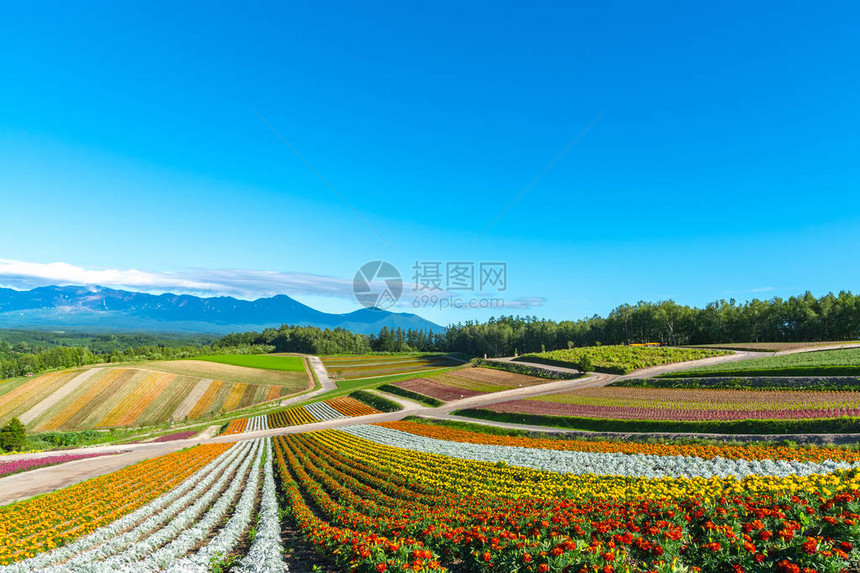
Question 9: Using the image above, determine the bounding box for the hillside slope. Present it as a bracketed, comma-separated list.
[0, 361, 311, 431]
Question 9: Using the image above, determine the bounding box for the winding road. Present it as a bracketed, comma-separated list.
[2, 344, 859, 505]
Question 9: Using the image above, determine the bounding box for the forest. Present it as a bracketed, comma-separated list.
[224, 291, 860, 357]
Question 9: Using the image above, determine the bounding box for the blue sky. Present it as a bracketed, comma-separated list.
[1, 1, 858, 326]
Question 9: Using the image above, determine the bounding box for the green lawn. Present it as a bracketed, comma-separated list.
[193, 354, 306, 372]
[663, 348, 860, 377]
[517, 346, 729, 374]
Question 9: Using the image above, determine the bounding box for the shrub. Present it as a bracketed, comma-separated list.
[377, 384, 443, 407]
[349, 390, 403, 412]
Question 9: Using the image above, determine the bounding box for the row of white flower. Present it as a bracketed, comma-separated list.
[127, 440, 264, 571]
[246, 415, 269, 432]
[164, 437, 265, 572]
[304, 402, 345, 421]
[341, 424, 860, 479]
[0, 442, 246, 573]
[234, 438, 289, 573]
[66, 440, 260, 572]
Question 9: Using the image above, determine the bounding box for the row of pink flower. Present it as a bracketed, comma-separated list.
[152, 430, 198, 442]
[0, 451, 119, 479]
[487, 400, 860, 421]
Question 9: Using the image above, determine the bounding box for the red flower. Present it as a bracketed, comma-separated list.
[776, 561, 800, 573]
[801, 537, 817, 555]
[522, 553, 532, 563]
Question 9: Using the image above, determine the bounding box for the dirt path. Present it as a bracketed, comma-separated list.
[0, 441, 193, 505]
[772, 342, 860, 355]
[275, 356, 335, 408]
[493, 350, 767, 379]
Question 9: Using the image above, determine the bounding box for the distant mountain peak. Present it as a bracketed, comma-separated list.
[0, 285, 444, 335]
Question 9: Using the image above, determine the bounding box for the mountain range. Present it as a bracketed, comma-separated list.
[0, 286, 443, 335]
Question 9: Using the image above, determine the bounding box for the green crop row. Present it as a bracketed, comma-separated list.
[455, 408, 860, 435]
[348, 390, 403, 412]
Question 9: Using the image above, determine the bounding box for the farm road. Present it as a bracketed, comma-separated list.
[2, 344, 856, 505]
[275, 355, 336, 408]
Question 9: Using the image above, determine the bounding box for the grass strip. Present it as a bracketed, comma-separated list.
[453, 408, 860, 434]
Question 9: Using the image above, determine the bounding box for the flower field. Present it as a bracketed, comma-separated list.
[3, 419, 860, 571]
[270, 423, 860, 572]
[390, 367, 549, 403]
[223, 396, 380, 434]
[474, 387, 860, 421]
[378, 420, 860, 462]
[616, 376, 860, 391]
[0, 366, 295, 432]
[321, 354, 461, 380]
[0, 439, 286, 572]
[518, 345, 731, 374]
[0, 443, 230, 565]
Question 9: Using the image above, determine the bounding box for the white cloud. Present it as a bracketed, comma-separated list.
[503, 296, 546, 309]
[0, 258, 355, 300]
[746, 287, 775, 293]
[0, 259, 548, 310]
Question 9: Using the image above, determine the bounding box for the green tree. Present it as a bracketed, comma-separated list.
[575, 354, 594, 373]
[0, 417, 27, 452]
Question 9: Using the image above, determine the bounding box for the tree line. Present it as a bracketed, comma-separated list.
[1, 291, 857, 374]
[443, 291, 860, 357]
[215, 291, 860, 358]
[219, 323, 447, 354]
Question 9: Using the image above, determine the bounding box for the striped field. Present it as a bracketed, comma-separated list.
[321, 354, 461, 380]
[0, 365, 306, 431]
